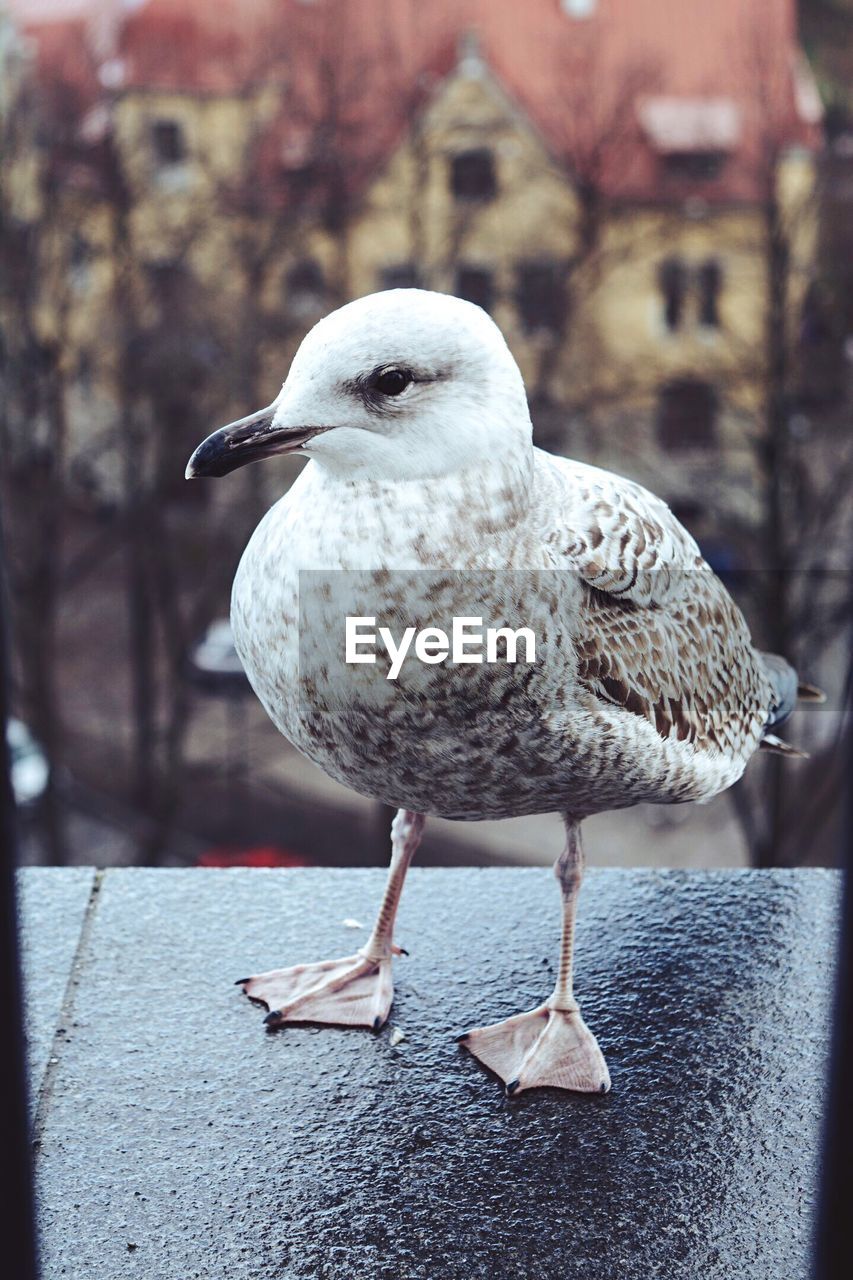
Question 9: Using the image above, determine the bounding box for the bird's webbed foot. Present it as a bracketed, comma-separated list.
[458, 1003, 611, 1096]
[237, 947, 402, 1030]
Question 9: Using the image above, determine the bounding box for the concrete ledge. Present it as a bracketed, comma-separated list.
[17, 866, 97, 1100]
[20, 867, 839, 1280]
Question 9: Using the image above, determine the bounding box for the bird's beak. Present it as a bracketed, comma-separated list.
[185, 404, 324, 479]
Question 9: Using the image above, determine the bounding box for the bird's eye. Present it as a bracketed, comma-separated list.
[371, 367, 414, 397]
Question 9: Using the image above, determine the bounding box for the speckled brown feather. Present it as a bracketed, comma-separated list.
[543, 464, 772, 760]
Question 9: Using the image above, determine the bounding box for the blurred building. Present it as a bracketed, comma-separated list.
[2, 1, 845, 873]
[2, 0, 822, 534]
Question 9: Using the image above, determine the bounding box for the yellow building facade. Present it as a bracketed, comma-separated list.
[3, 39, 817, 536]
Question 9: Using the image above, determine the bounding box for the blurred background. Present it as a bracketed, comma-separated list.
[1, 0, 850, 872]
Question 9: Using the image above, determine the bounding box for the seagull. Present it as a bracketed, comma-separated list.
[187, 289, 821, 1096]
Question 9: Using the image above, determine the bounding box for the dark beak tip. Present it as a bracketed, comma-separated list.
[184, 431, 242, 480]
[184, 447, 219, 480]
[186, 403, 285, 480]
[185, 438, 217, 480]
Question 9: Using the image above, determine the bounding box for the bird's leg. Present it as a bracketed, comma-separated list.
[550, 821, 584, 1015]
[238, 809, 425, 1030]
[360, 808, 425, 963]
[458, 817, 611, 1095]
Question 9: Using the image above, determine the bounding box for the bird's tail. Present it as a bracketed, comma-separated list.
[758, 652, 826, 758]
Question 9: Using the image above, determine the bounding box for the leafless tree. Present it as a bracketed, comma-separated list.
[0, 57, 92, 861]
[0, 4, 429, 862]
[1, 32, 235, 860]
[719, 24, 853, 867]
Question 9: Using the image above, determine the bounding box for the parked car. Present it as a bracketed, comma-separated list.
[6, 718, 50, 807]
[187, 618, 249, 695]
[196, 846, 313, 868]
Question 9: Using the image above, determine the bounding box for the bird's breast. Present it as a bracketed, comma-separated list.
[226, 465, 731, 818]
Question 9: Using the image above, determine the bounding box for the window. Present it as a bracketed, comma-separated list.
[285, 259, 326, 321]
[450, 149, 496, 201]
[69, 232, 91, 292]
[280, 163, 323, 210]
[151, 119, 185, 166]
[70, 232, 89, 268]
[77, 349, 94, 399]
[515, 261, 569, 334]
[657, 378, 718, 449]
[147, 260, 187, 309]
[698, 259, 722, 327]
[379, 264, 420, 291]
[454, 266, 495, 314]
[658, 257, 687, 332]
[662, 151, 726, 182]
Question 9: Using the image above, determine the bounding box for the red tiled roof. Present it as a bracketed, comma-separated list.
[9, 0, 822, 205]
[120, 0, 281, 95]
[14, 17, 100, 119]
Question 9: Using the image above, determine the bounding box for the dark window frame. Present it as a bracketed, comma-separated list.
[284, 259, 326, 320]
[146, 259, 189, 309]
[657, 377, 718, 450]
[698, 259, 723, 328]
[454, 265, 495, 314]
[379, 264, 421, 291]
[658, 257, 688, 332]
[151, 119, 186, 166]
[661, 151, 727, 183]
[450, 148, 497, 202]
[515, 260, 570, 335]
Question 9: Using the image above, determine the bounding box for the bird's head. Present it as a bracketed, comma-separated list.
[186, 289, 531, 484]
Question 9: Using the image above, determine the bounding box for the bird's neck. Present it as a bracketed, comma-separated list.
[292, 450, 534, 568]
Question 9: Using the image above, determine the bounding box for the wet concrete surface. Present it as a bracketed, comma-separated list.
[20, 867, 839, 1279]
[17, 866, 96, 1099]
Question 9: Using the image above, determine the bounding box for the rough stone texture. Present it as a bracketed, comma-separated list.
[16, 866, 96, 1099]
[25, 867, 838, 1280]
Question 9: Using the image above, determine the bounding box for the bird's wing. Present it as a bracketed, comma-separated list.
[541, 455, 772, 755]
[543, 455, 705, 607]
